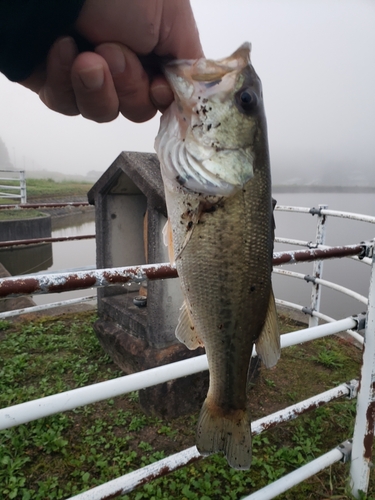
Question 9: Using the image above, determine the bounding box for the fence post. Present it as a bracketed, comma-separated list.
[309, 204, 328, 328]
[19, 170, 27, 204]
[350, 242, 375, 498]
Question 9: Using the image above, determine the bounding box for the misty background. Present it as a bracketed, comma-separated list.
[0, 0, 374, 187]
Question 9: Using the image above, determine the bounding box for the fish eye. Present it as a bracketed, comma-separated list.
[236, 88, 258, 113]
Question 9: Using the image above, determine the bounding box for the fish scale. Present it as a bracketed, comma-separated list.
[155, 43, 280, 470]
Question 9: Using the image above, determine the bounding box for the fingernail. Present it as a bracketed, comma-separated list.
[78, 65, 104, 90]
[152, 84, 174, 107]
[58, 37, 77, 66]
[96, 45, 125, 76]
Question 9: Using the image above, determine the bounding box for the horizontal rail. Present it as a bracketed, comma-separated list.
[0, 234, 95, 249]
[243, 442, 350, 500]
[0, 317, 358, 430]
[67, 382, 356, 500]
[0, 184, 20, 190]
[0, 295, 96, 319]
[273, 268, 368, 305]
[275, 299, 364, 345]
[0, 202, 90, 210]
[0, 193, 21, 198]
[275, 205, 375, 224]
[0, 245, 366, 298]
[275, 237, 310, 247]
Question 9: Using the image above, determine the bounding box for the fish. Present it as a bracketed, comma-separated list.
[154, 43, 280, 470]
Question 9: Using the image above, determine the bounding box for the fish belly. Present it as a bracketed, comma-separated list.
[167, 170, 273, 469]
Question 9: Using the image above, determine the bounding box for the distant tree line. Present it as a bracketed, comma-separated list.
[0, 136, 14, 170]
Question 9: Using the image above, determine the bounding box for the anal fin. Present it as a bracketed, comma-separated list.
[255, 287, 280, 368]
[175, 300, 204, 350]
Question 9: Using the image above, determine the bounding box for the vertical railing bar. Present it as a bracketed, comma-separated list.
[350, 243, 375, 497]
[20, 170, 27, 204]
[0, 169, 26, 204]
[309, 204, 328, 328]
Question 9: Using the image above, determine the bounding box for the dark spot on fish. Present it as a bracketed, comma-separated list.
[213, 122, 221, 128]
[218, 324, 223, 330]
[207, 124, 212, 131]
[196, 110, 199, 114]
[209, 107, 212, 111]
[198, 96, 201, 99]
[250, 286, 256, 292]
[190, 325, 195, 330]
[176, 175, 186, 185]
[187, 221, 193, 231]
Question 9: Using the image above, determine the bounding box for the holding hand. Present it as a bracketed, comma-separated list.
[20, 0, 203, 123]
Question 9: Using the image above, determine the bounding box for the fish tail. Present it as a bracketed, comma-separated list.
[196, 399, 252, 470]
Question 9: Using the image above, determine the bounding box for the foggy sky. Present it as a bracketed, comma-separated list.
[0, 0, 374, 185]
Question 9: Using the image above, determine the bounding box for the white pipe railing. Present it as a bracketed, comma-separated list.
[0, 169, 26, 203]
[0, 316, 358, 431]
[273, 268, 368, 305]
[2, 203, 375, 499]
[66, 382, 357, 500]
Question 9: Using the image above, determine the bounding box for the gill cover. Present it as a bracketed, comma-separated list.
[155, 43, 259, 196]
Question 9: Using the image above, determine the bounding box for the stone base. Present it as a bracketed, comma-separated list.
[93, 318, 208, 419]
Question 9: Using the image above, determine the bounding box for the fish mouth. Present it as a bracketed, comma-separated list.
[164, 43, 252, 101]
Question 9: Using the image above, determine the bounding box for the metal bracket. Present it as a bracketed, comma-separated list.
[337, 439, 353, 463]
[344, 379, 359, 399]
[359, 241, 374, 260]
[304, 274, 316, 284]
[309, 207, 322, 216]
[301, 306, 314, 317]
[307, 241, 318, 249]
[351, 313, 367, 331]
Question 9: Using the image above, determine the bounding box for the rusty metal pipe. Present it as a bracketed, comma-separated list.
[0, 234, 95, 248]
[0, 202, 90, 209]
[0, 244, 365, 298]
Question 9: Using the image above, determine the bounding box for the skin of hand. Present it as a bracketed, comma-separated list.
[20, 0, 203, 123]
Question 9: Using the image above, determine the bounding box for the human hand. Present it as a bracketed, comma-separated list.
[20, 0, 203, 123]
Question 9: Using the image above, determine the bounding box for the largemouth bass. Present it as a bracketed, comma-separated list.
[155, 43, 280, 470]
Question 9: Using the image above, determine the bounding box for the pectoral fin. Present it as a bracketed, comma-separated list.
[162, 218, 175, 265]
[175, 300, 204, 350]
[255, 288, 280, 368]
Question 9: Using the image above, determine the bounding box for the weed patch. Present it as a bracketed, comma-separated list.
[0, 312, 373, 499]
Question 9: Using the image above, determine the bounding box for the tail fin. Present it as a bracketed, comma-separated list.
[196, 399, 252, 470]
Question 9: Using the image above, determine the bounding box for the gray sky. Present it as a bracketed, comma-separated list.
[0, 0, 374, 185]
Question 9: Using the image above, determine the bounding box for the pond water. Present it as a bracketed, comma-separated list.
[32, 217, 97, 306]
[5, 192, 375, 318]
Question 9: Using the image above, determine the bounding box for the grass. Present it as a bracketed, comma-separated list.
[0, 178, 92, 205]
[0, 311, 374, 499]
[0, 209, 47, 221]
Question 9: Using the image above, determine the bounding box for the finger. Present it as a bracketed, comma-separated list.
[150, 75, 174, 113]
[71, 51, 120, 122]
[38, 37, 80, 116]
[95, 43, 157, 123]
[20, 65, 47, 94]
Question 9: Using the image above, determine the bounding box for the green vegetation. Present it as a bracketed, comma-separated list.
[0, 209, 47, 221]
[25, 178, 92, 200]
[0, 312, 373, 499]
[0, 178, 92, 205]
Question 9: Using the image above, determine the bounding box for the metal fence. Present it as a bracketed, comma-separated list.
[0, 204, 375, 499]
[0, 169, 27, 204]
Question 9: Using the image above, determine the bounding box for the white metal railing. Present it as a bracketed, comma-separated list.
[0, 169, 27, 203]
[1, 204, 375, 499]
